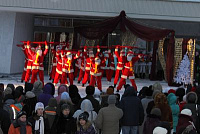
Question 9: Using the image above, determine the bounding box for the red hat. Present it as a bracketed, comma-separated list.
[127, 51, 134, 56]
[168, 89, 176, 94]
[191, 87, 196, 92]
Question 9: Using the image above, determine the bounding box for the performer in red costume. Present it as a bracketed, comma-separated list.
[116, 51, 141, 92]
[61, 51, 79, 86]
[53, 49, 65, 85]
[106, 49, 115, 82]
[89, 56, 103, 92]
[49, 45, 57, 81]
[25, 43, 35, 83]
[27, 41, 49, 85]
[96, 46, 105, 78]
[113, 46, 126, 88]
[82, 50, 94, 87]
[77, 47, 87, 83]
[74, 50, 82, 79]
[20, 44, 28, 83]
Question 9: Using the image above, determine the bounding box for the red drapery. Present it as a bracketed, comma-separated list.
[150, 41, 159, 80]
[73, 11, 175, 86]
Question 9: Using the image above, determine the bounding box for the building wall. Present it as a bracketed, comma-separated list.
[0, 12, 33, 74]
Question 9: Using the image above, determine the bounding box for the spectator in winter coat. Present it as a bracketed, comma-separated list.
[8, 111, 32, 134]
[76, 112, 96, 134]
[167, 93, 179, 133]
[15, 86, 24, 96]
[143, 108, 161, 134]
[32, 80, 43, 98]
[28, 102, 50, 134]
[152, 82, 163, 92]
[3, 94, 15, 121]
[3, 87, 13, 97]
[73, 99, 97, 124]
[95, 95, 123, 134]
[46, 82, 55, 96]
[22, 91, 37, 118]
[78, 86, 100, 113]
[139, 86, 153, 134]
[179, 95, 187, 112]
[183, 91, 200, 132]
[38, 84, 53, 107]
[7, 84, 15, 96]
[69, 85, 81, 107]
[120, 86, 144, 134]
[100, 87, 114, 108]
[44, 98, 57, 129]
[0, 83, 4, 92]
[154, 93, 173, 126]
[195, 85, 200, 105]
[138, 86, 148, 100]
[176, 109, 197, 134]
[24, 82, 33, 93]
[55, 85, 68, 103]
[51, 104, 76, 134]
[175, 88, 186, 104]
[0, 97, 11, 134]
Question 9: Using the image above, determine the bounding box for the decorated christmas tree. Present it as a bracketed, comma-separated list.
[174, 53, 191, 85]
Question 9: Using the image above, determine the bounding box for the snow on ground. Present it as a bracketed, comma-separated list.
[0, 74, 178, 97]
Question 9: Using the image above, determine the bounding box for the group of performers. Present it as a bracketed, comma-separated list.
[18, 41, 145, 92]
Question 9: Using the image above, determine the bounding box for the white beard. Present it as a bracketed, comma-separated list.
[89, 54, 94, 58]
[127, 56, 132, 61]
[95, 61, 100, 65]
[68, 55, 72, 60]
[37, 50, 42, 56]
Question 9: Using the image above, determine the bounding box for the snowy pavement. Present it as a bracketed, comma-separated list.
[0, 74, 178, 97]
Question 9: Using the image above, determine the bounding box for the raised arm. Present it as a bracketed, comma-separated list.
[43, 41, 49, 56]
[26, 41, 34, 57]
[115, 46, 120, 59]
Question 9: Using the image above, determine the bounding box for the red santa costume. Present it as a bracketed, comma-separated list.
[20, 45, 29, 82]
[89, 56, 103, 91]
[77, 48, 87, 83]
[61, 51, 78, 86]
[74, 50, 82, 79]
[96, 47, 105, 78]
[49, 45, 57, 80]
[82, 51, 94, 86]
[53, 50, 65, 85]
[113, 47, 126, 87]
[116, 51, 141, 91]
[106, 49, 115, 82]
[25, 43, 35, 83]
[27, 42, 49, 85]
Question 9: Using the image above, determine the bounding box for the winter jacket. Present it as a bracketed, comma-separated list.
[154, 93, 173, 125]
[0, 107, 11, 134]
[143, 114, 161, 134]
[120, 86, 144, 126]
[95, 104, 123, 134]
[55, 85, 68, 103]
[8, 120, 32, 134]
[44, 98, 57, 129]
[69, 85, 81, 107]
[76, 121, 96, 134]
[167, 93, 180, 132]
[183, 92, 200, 132]
[78, 95, 100, 113]
[73, 99, 97, 123]
[51, 113, 76, 134]
[28, 113, 50, 134]
[22, 97, 37, 117]
[38, 84, 53, 107]
[176, 114, 197, 134]
[195, 85, 200, 105]
[3, 98, 15, 121]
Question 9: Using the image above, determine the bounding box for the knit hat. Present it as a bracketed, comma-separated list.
[108, 95, 116, 104]
[106, 88, 114, 95]
[153, 127, 167, 134]
[17, 111, 26, 119]
[168, 89, 176, 95]
[79, 112, 89, 122]
[61, 92, 71, 101]
[86, 86, 95, 95]
[151, 108, 161, 117]
[181, 109, 192, 116]
[33, 80, 43, 90]
[35, 102, 44, 112]
[25, 91, 36, 99]
[61, 104, 70, 111]
[4, 87, 12, 96]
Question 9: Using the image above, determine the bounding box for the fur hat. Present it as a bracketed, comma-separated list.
[106, 88, 114, 95]
[25, 91, 35, 99]
[151, 108, 161, 117]
[181, 109, 192, 116]
[4, 87, 12, 95]
[108, 95, 116, 104]
[17, 111, 26, 119]
[153, 127, 167, 134]
[79, 112, 89, 122]
[35, 102, 44, 112]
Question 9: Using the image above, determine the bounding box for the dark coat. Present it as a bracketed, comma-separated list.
[120, 86, 144, 126]
[176, 114, 197, 134]
[28, 113, 50, 134]
[0, 108, 11, 134]
[76, 121, 96, 134]
[38, 84, 53, 107]
[78, 95, 100, 113]
[143, 114, 161, 134]
[22, 97, 37, 117]
[51, 113, 77, 134]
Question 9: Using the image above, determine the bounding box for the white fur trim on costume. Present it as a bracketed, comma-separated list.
[121, 75, 127, 79]
[58, 62, 62, 65]
[110, 67, 115, 70]
[56, 68, 62, 74]
[115, 48, 118, 51]
[90, 72, 102, 76]
[85, 67, 91, 70]
[153, 127, 167, 134]
[53, 63, 57, 66]
[32, 66, 39, 70]
[129, 76, 135, 79]
[117, 66, 123, 70]
[24, 68, 27, 71]
[39, 67, 44, 71]
[27, 66, 32, 69]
